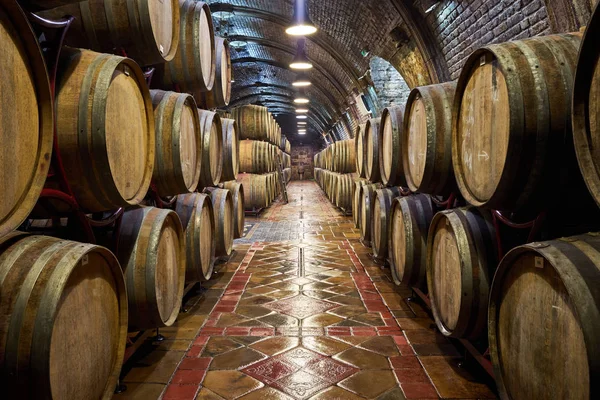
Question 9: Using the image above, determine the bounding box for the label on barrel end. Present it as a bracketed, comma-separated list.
[534, 256, 544, 269]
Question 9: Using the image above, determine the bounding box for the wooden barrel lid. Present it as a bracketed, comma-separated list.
[455, 52, 510, 203]
[198, 3, 214, 89]
[105, 66, 151, 202]
[148, 0, 175, 59]
[180, 103, 200, 189]
[406, 94, 428, 188]
[391, 200, 407, 280]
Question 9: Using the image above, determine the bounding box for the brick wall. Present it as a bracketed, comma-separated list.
[370, 56, 412, 110]
[426, 0, 552, 79]
[291, 146, 316, 180]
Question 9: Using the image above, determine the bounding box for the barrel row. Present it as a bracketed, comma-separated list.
[231, 104, 290, 151]
[314, 139, 356, 174]
[314, 169, 356, 211]
[237, 172, 282, 211]
[239, 140, 281, 174]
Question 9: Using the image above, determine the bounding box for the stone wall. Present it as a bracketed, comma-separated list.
[370, 56, 412, 110]
[291, 146, 316, 180]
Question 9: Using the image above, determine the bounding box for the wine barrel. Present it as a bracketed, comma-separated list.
[0, 233, 127, 400]
[573, 5, 600, 208]
[41, 0, 179, 66]
[118, 207, 185, 330]
[389, 194, 435, 288]
[199, 37, 232, 109]
[223, 181, 245, 239]
[162, 0, 215, 94]
[239, 140, 274, 174]
[55, 48, 154, 212]
[285, 140, 291, 154]
[371, 187, 402, 260]
[352, 179, 369, 228]
[489, 232, 600, 400]
[380, 105, 407, 187]
[198, 110, 223, 187]
[175, 193, 215, 282]
[150, 90, 201, 196]
[284, 168, 292, 183]
[207, 188, 234, 257]
[220, 118, 239, 182]
[0, 1, 53, 237]
[237, 174, 269, 210]
[426, 207, 498, 339]
[281, 134, 288, 152]
[333, 140, 356, 174]
[404, 82, 456, 195]
[231, 105, 270, 141]
[452, 32, 582, 212]
[335, 174, 355, 210]
[365, 118, 382, 183]
[360, 183, 381, 245]
[355, 123, 367, 178]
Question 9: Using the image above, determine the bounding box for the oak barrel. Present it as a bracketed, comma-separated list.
[335, 173, 355, 209]
[371, 187, 402, 260]
[352, 179, 369, 228]
[355, 123, 367, 178]
[237, 174, 269, 210]
[175, 193, 215, 282]
[333, 139, 356, 174]
[365, 118, 382, 183]
[162, 0, 215, 94]
[220, 118, 239, 181]
[573, 4, 600, 208]
[223, 181, 245, 239]
[231, 105, 270, 141]
[207, 188, 234, 257]
[404, 82, 456, 195]
[198, 110, 223, 187]
[55, 48, 154, 212]
[0, 233, 127, 400]
[200, 37, 232, 108]
[0, 1, 53, 237]
[426, 207, 498, 339]
[389, 194, 435, 288]
[239, 140, 274, 174]
[380, 106, 407, 186]
[118, 207, 185, 330]
[150, 90, 201, 196]
[360, 183, 380, 245]
[489, 232, 600, 400]
[452, 33, 583, 212]
[42, 0, 179, 66]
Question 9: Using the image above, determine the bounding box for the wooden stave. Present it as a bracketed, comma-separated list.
[199, 37, 231, 109]
[573, 4, 600, 209]
[360, 183, 381, 244]
[41, 0, 180, 66]
[231, 105, 269, 141]
[0, 233, 127, 400]
[150, 89, 202, 196]
[55, 48, 155, 213]
[198, 109, 223, 188]
[355, 123, 367, 177]
[0, 1, 54, 237]
[380, 105, 407, 187]
[365, 118, 382, 183]
[371, 187, 402, 260]
[426, 207, 498, 339]
[220, 118, 239, 181]
[223, 181, 245, 239]
[488, 232, 600, 400]
[403, 82, 457, 195]
[175, 193, 215, 282]
[207, 188, 234, 257]
[452, 33, 583, 213]
[161, 0, 215, 94]
[389, 194, 435, 288]
[118, 207, 185, 331]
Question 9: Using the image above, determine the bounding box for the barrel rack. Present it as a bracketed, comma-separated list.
[21, 8, 206, 394]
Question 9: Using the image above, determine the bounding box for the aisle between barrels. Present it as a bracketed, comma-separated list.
[114, 181, 496, 400]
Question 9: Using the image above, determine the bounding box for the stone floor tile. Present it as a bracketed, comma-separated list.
[399, 383, 439, 399]
[302, 313, 344, 327]
[238, 386, 294, 400]
[265, 295, 337, 319]
[339, 370, 397, 398]
[259, 313, 300, 327]
[195, 388, 225, 400]
[395, 318, 436, 330]
[250, 337, 300, 356]
[201, 337, 243, 357]
[376, 387, 408, 400]
[235, 306, 274, 319]
[333, 347, 390, 369]
[359, 336, 400, 357]
[113, 383, 166, 399]
[419, 356, 496, 399]
[123, 351, 185, 384]
[202, 371, 263, 399]
[301, 336, 351, 356]
[209, 347, 267, 370]
[309, 386, 365, 400]
[271, 370, 331, 400]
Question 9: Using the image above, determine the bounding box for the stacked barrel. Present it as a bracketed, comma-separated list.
[231, 105, 292, 211]
[314, 139, 357, 213]
[353, 13, 600, 398]
[0, 1, 241, 397]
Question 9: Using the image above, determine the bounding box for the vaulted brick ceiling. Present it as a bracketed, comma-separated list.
[207, 0, 405, 145]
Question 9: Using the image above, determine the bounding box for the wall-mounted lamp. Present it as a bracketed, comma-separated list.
[286, 0, 317, 36]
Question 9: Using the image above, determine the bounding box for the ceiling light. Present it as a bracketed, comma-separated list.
[293, 72, 312, 86]
[290, 39, 313, 70]
[294, 97, 309, 104]
[296, 108, 309, 113]
[229, 40, 247, 49]
[420, 0, 440, 14]
[286, 0, 317, 36]
[297, 115, 307, 119]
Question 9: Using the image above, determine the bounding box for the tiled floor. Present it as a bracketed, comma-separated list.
[115, 181, 497, 400]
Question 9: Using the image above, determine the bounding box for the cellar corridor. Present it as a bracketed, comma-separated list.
[115, 181, 495, 400]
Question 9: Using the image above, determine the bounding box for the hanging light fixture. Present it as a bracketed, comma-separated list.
[296, 108, 309, 113]
[290, 39, 313, 70]
[297, 115, 308, 119]
[294, 90, 310, 104]
[293, 72, 311, 87]
[286, 0, 317, 36]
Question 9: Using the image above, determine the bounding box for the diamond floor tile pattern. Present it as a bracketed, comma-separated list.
[113, 182, 496, 400]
